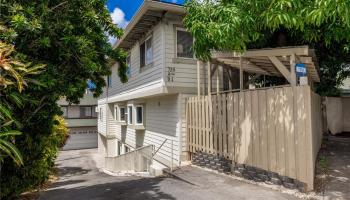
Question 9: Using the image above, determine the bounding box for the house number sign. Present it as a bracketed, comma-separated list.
[167, 67, 175, 82]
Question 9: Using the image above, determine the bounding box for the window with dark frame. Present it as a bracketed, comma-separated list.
[128, 106, 133, 125]
[119, 107, 126, 122]
[140, 37, 152, 68]
[136, 106, 143, 125]
[176, 29, 194, 58]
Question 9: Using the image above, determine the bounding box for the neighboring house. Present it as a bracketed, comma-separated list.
[97, 0, 221, 169]
[58, 90, 98, 150]
[340, 77, 350, 96]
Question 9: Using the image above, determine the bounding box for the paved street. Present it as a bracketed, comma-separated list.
[39, 149, 298, 200]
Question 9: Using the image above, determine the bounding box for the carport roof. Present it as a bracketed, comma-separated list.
[211, 46, 320, 82]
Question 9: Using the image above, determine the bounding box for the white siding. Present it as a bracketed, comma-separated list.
[106, 94, 181, 166]
[97, 104, 107, 135]
[164, 21, 197, 88]
[143, 95, 180, 166]
[164, 21, 223, 92]
[101, 23, 164, 99]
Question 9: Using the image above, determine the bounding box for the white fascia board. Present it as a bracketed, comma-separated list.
[113, 1, 185, 49]
[98, 80, 166, 104]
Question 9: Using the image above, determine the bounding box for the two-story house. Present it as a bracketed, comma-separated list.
[58, 90, 98, 150]
[97, 1, 224, 171]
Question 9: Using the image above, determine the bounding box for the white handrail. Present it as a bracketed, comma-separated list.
[152, 139, 167, 157]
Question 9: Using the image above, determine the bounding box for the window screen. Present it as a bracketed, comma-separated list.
[177, 30, 193, 58]
[140, 37, 152, 67]
[80, 106, 92, 118]
[145, 37, 153, 65]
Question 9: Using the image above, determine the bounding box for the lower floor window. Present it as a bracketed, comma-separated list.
[118, 141, 122, 155]
[128, 106, 133, 124]
[125, 145, 130, 153]
[136, 105, 143, 125]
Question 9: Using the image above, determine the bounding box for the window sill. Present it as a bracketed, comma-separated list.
[130, 124, 145, 130]
[116, 121, 127, 126]
[172, 57, 196, 65]
[139, 62, 154, 73]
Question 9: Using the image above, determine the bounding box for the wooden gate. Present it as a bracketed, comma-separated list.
[186, 85, 323, 190]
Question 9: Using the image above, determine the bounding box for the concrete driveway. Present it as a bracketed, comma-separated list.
[39, 149, 298, 200]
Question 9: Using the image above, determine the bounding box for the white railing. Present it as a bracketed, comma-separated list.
[105, 145, 153, 173]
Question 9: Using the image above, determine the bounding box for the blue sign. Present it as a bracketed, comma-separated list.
[296, 63, 307, 77]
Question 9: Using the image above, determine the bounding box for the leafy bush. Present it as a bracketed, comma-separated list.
[0, 115, 69, 199]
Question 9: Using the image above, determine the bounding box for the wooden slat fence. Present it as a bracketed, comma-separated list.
[186, 85, 323, 190]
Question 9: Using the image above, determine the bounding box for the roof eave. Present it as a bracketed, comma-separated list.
[113, 0, 186, 49]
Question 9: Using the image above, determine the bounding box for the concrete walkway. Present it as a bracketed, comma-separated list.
[39, 149, 298, 200]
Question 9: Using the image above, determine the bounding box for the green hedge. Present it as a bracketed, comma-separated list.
[0, 115, 69, 199]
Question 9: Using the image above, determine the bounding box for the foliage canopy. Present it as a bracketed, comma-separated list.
[0, 0, 125, 197]
[184, 0, 350, 95]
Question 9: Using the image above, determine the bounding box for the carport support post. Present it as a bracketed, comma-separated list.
[197, 60, 201, 97]
[216, 64, 220, 94]
[290, 54, 297, 86]
[208, 61, 211, 97]
[239, 56, 243, 91]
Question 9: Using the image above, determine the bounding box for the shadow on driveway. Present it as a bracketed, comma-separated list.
[39, 176, 176, 200]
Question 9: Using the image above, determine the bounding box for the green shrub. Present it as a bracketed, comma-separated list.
[0, 115, 69, 199]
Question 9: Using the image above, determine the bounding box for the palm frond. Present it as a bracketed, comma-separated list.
[0, 139, 23, 165]
[0, 130, 22, 137]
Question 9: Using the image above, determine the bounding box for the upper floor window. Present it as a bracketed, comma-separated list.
[126, 55, 131, 78]
[140, 36, 153, 67]
[176, 28, 194, 58]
